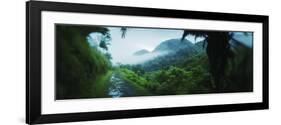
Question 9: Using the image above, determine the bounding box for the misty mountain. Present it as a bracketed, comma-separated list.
[133, 49, 150, 56]
[132, 38, 202, 71]
[193, 40, 206, 53]
[153, 39, 194, 53]
[133, 38, 196, 57]
[135, 35, 252, 72]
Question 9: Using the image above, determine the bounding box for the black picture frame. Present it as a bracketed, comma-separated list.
[26, 1, 269, 124]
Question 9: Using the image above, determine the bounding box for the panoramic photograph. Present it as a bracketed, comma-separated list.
[55, 24, 253, 100]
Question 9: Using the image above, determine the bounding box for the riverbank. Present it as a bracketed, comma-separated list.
[90, 71, 113, 98]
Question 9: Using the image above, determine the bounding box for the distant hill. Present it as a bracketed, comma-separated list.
[153, 39, 194, 53]
[128, 35, 252, 77]
[194, 40, 207, 53]
[133, 38, 195, 56]
[132, 38, 202, 71]
[133, 49, 150, 56]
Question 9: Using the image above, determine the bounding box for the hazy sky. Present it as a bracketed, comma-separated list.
[88, 26, 252, 64]
[105, 27, 201, 64]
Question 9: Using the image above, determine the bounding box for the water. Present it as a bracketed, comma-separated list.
[108, 73, 135, 98]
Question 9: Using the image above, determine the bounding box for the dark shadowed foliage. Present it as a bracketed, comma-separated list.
[181, 30, 252, 92]
[56, 25, 111, 99]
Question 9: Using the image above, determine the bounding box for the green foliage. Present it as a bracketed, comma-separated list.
[115, 53, 213, 96]
[99, 40, 108, 50]
[223, 45, 253, 91]
[114, 53, 213, 96]
[56, 25, 253, 99]
[99, 33, 111, 50]
[56, 25, 111, 99]
[146, 66, 211, 95]
[116, 68, 148, 87]
[155, 66, 193, 94]
[115, 68, 151, 95]
[119, 64, 145, 75]
[91, 71, 113, 98]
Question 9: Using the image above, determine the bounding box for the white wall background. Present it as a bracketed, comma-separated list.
[0, 0, 279, 124]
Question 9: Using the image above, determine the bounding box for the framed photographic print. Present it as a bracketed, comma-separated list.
[26, 1, 269, 124]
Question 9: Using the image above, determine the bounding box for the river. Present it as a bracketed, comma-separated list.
[108, 73, 135, 98]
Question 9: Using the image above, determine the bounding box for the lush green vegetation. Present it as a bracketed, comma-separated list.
[56, 25, 253, 99]
[115, 68, 151, 96]
[56, 25, 112, 99]
[117, 53, 213, 95]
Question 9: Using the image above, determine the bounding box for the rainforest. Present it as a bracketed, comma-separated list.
[55, 24, 253, 100]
